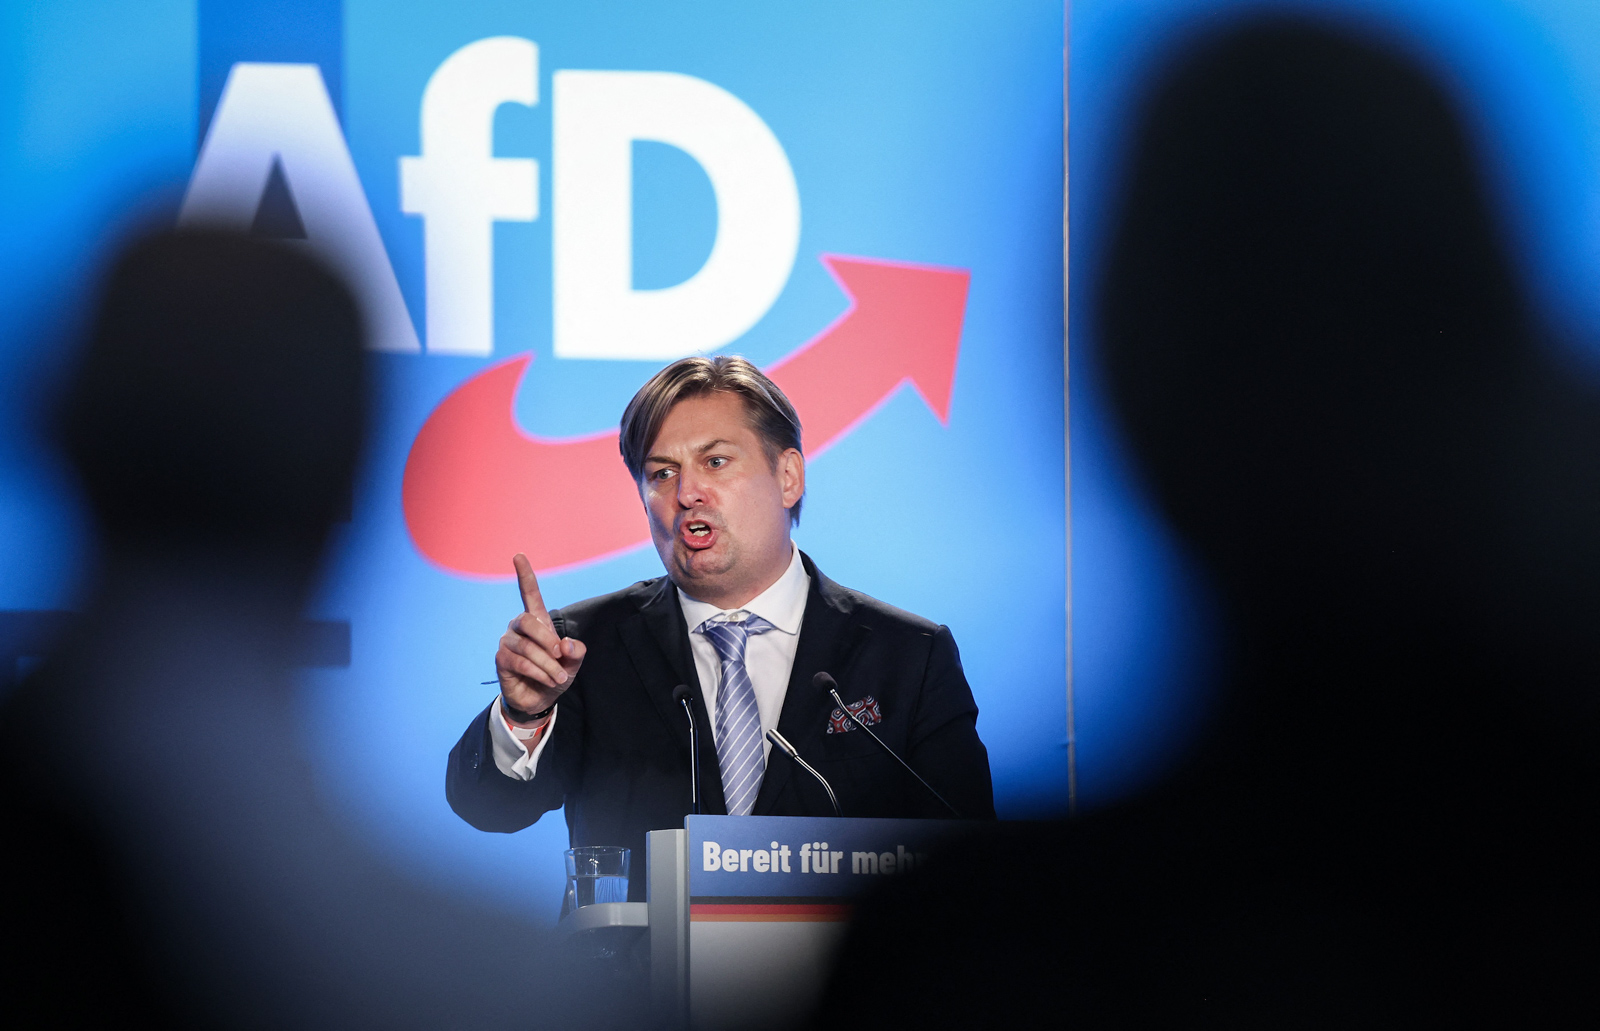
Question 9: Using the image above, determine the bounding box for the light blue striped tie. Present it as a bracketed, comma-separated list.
[699, 615, 775, 817]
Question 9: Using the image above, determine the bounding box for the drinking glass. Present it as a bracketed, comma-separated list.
[563, 846, 630, 913]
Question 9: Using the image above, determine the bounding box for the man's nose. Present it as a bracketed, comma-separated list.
[676, 469, 708, 508]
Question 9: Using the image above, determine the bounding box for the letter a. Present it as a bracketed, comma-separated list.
[180, 63, 420, 353]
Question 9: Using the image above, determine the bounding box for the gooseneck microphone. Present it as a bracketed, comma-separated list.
[766, 728, 842, 818]
[814, 671, 963, 818]
[671, 685, 701, 815]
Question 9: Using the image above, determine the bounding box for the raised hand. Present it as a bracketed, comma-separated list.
[495, 553, 586, 720]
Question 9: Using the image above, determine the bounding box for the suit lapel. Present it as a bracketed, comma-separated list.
[619, 575, 728, 815]
[753, 554, 871, 815]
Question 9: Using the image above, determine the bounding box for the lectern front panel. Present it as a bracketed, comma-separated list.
[683, 815, 968, 1030]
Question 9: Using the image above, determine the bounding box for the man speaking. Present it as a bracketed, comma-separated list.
[445, 356, 994, 879]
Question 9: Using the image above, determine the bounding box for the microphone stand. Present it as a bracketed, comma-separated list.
[766, 728, 842, 818]
[672, 685, 700, 815]
[818, 674, 962, 818]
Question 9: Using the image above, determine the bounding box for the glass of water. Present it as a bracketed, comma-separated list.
[563, 846, 630, 912]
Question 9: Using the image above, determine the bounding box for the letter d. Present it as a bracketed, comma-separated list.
[552, 70, 800, 360]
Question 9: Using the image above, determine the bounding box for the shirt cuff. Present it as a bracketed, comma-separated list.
[487, 696, 558, 782]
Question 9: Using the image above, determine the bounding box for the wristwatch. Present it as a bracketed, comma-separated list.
[501, 697, 556, 723]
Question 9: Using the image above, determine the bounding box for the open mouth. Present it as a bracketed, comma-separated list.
[681, 519, 716, 550]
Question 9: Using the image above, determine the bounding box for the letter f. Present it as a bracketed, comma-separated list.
[400, 37, 538, 356]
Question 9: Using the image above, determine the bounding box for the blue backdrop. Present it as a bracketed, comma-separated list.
[1, 0, 1064, 920]
[7, 0, 1598, 922]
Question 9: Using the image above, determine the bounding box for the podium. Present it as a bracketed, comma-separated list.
[638, 814, 967, 1030]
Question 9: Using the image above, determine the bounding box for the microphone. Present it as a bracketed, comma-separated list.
[814, 672, 963, 818]
[766, 728, 842, 818]
[671, 685, 701, 815]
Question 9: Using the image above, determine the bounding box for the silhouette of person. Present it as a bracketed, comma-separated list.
[0, 231, 621, 1029]
[812, 16, 1600, 1027]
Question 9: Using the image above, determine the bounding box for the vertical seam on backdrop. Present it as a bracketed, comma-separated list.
[1062, 9, 1076, 816]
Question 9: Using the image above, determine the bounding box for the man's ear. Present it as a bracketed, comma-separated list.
[779, 448, 805, 508]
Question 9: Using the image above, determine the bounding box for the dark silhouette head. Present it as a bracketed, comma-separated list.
[1101, 18, 1516, 593]
[57, 230, 367, 570]
[1098, 18, 1600, 721]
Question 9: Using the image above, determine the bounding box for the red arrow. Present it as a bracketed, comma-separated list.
[768, 255, 968, 453]
[402, 254, 970, 578]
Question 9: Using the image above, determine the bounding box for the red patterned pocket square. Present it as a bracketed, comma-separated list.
[826, 695, 882, 734]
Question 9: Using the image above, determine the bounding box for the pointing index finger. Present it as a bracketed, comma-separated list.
[512, 553, 548, 618]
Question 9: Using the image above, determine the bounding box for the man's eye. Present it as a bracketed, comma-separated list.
[707, 456, 728, 469]
[651, 468, 674, 481]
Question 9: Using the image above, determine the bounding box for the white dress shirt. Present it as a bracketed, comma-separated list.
[487, 696, 560, 781]
[678, 543, 809, 765]
[489, 544, 810, 781]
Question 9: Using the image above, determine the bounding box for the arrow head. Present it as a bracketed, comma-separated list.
[819, 254, 969, 424]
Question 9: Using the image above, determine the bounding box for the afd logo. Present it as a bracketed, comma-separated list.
[179, 38, 969, 578]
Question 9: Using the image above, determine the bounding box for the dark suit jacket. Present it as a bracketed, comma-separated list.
[446, 552, 994, 893]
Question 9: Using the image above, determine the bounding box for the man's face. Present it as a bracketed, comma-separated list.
[640, 392, 804, 609]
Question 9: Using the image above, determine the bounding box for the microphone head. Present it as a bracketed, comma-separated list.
[671, 684, 693, 705]
[765, 727, 800, 758]
[812, 672, 838, 694]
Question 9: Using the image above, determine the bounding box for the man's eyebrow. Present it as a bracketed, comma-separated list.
[644, 438, 737, 467]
